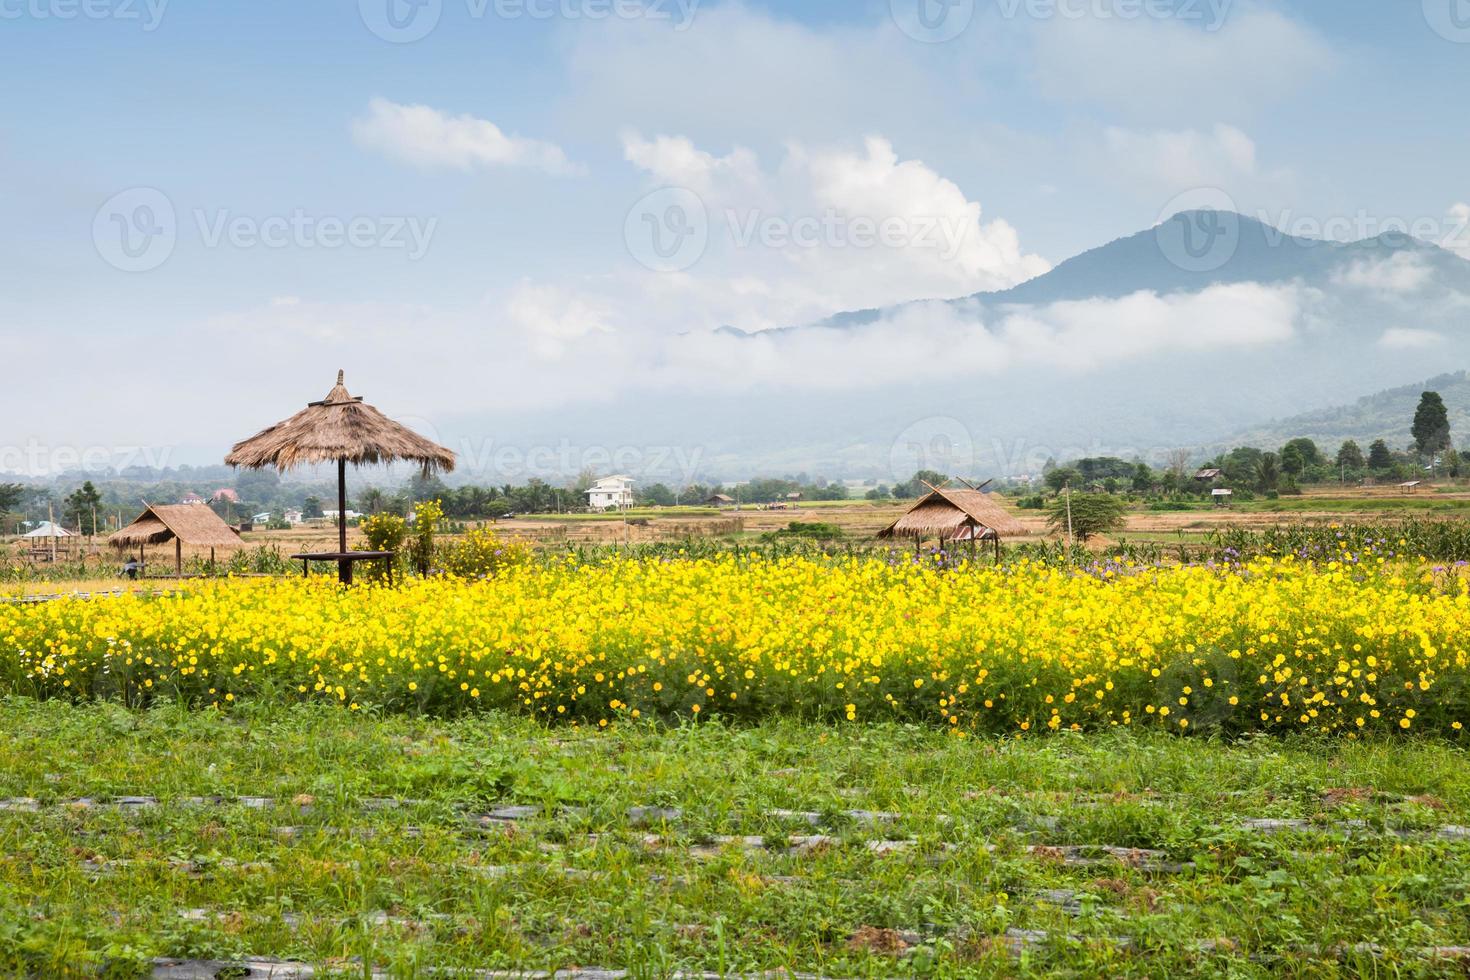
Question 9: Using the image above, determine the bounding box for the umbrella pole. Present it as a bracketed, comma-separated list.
[337, 458, 351, 585]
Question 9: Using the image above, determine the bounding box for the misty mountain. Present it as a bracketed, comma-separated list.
[444, 211, 1470, 482]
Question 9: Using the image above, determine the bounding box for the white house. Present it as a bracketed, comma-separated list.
[283, 508, 304, 525]
[586, 475, 635, 512]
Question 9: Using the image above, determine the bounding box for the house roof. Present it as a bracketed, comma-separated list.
[109, 503, 243, 550]
[1194, 468, 1223, 479]
[878, 485, 1027, 540]
[23, 522, 72, 538]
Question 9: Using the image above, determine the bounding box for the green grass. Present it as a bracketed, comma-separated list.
[2, 700, 1468, 977]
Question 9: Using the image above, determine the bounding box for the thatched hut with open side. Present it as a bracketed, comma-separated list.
[878, 483, 1027, 558]
[225, 371, 456, 584]
[109, 502, 243, 575]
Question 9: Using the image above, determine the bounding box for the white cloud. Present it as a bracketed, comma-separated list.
[352, 98, 581, 176]
[1378, 327, 1444, 350]
[1103, 124, 1260, 191]
[1443, 203, 1470, 260]
[620, 131, 1050, 321]
[1033, 4, 1335, 121]
[504, 280, 615, 359]
[1332, 253, 1433, 294]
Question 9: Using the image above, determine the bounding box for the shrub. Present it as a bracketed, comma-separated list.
[408, 500, 443, 577]
[360, 513, 409, 582]
[437, 528, 532, 579]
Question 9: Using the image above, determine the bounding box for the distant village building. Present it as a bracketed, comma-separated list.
[322, 509, 360, 522]
[250, 512, 273, 525]
[1194, 468, 1223, 484]
[786, 492, 802, 502]
[283, 508, 304, 525]
[1212, 488, 1234, 507]
[587, 475, 635, 512]
[180, 491, 206, 505]
[706, 493, 735, 508]
[211, 488, 240, 504]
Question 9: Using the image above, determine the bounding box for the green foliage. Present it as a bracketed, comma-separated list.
[360, 513, 408, 553]
[408, 499, 442, 576]
[767, 521, 845, 540]
[1045, 492, 1126, 541]
[0, 484, 24, 516]
[63, 481, 102, 535]
[1368, 439, 1395, 471]
[1413, 390, 1452, 459]
[1336, 439, 1365, 472]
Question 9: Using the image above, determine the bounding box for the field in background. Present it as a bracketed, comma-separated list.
[2, 700, 1467, 978]
[8, 482, 1470, 587]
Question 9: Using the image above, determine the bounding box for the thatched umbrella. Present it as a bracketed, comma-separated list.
[225, 371, 455, 583]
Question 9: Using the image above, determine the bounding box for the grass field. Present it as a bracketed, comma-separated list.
[2, 701, 1468, 977]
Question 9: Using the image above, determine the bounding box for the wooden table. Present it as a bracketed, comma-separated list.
[289, 551, 396, 586]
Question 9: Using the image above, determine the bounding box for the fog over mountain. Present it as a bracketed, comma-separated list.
[437, 211, 1470, 484]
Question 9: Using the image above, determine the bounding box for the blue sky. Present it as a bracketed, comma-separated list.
[3, 0, 1469, 472]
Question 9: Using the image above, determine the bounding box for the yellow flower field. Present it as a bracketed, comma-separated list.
[3, 556, 1467, 735]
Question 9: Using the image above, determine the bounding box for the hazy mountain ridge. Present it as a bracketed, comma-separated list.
[1222, 371, 1470, 451]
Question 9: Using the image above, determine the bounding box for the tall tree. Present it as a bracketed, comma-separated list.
[1046, 492, 1126, 543]
[1367, 439, 1394, 472]
[63, 481, 103, 535]
[1336, 440, 1365, 473]
[1412, 391, 1452, 461]
[0, 483, 24, 516]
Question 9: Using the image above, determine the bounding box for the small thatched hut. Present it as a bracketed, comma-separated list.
[109, 502, 243, 575]
[878, 484, 1027, 557]
[225, 371, 455, 583]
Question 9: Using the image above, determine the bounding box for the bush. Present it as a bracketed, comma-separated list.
[437, 529, 532, 579]
[1045, 492, 1127, 542]
[360, 513, 409, 582]
[408, 500, 442, 577]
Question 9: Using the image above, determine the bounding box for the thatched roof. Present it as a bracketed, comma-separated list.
[109, 503, 243, 550]
[224, 371, 456, 475]
[878, 486, 1027, 540]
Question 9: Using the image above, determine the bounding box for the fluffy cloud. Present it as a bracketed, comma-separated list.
[619, 131, 1050, 321]
[1378, 327, 1444, 350]
[1332, 253, 1433, 295]
[1444, 203, 1470, 260]
[352, 98, 581, 176]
